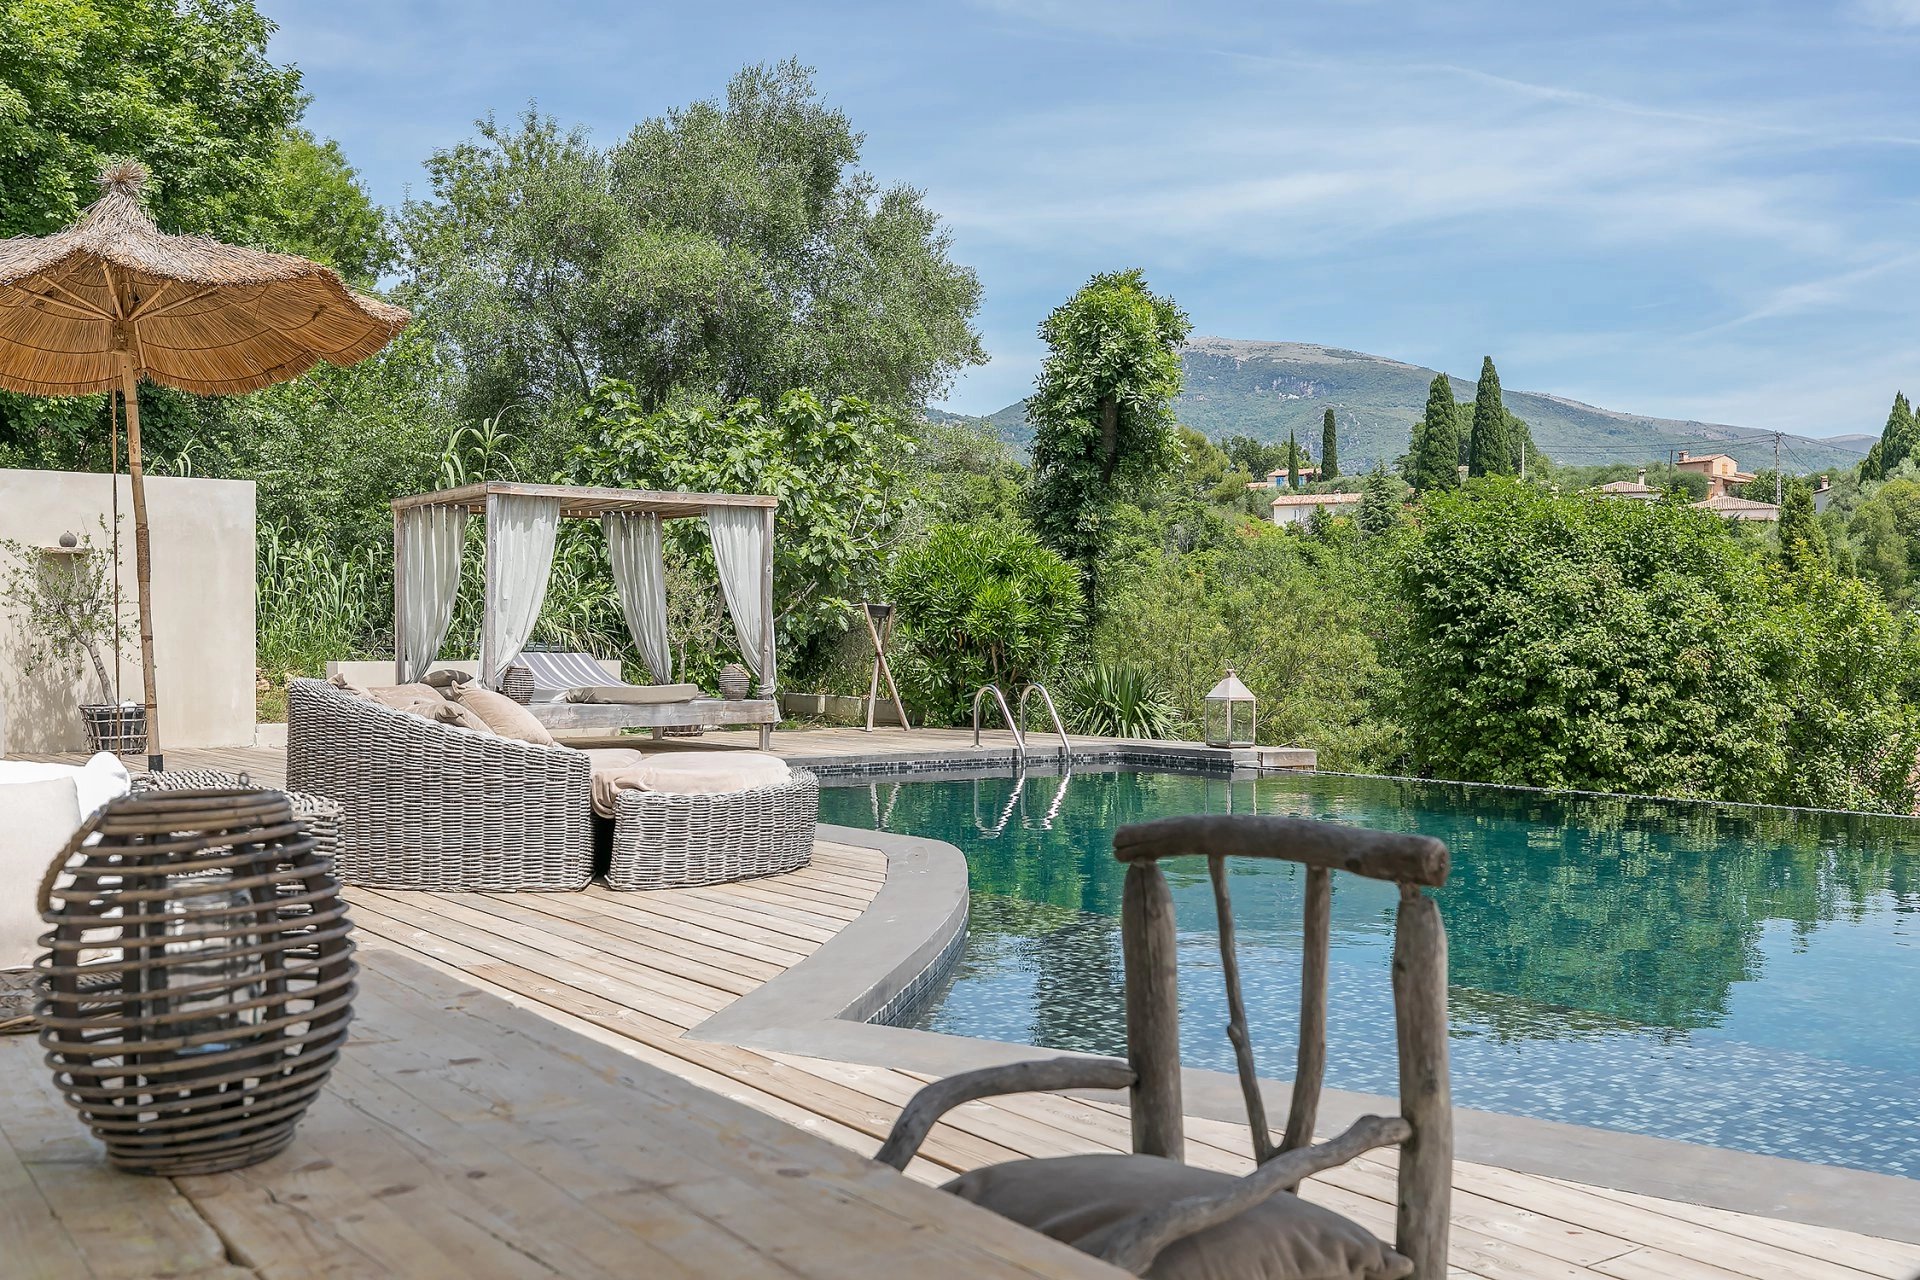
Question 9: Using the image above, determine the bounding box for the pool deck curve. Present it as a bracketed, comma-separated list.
[13, 729, 1919, 1278]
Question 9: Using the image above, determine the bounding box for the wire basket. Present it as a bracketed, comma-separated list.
[500, 663, 534, 704]
[35, 787, 357, 1176]
[79, 703, 146, 755]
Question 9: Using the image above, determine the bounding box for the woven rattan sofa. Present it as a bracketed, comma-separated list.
[609, 772, 818, 890]
[287, 677, 592, 891]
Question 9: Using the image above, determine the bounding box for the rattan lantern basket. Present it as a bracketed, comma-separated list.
[34, 787, 357, 1176]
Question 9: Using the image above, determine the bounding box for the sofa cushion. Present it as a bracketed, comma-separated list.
[0, 752, 130, 817]
[451, 684, 557, 746]
[943, 1154, 1412, 1280]
[422, 667, 475, 689]
[365, 683, 445, 711]
[595, 751, 791, 814]
[560, 683, 702, 705]
[0, 776, 82, 969]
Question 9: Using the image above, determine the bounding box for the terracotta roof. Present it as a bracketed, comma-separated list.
[1270, 491, 1363, 506]
[1591, 480, 1657, 496]
[1694, 494, 1779, 517]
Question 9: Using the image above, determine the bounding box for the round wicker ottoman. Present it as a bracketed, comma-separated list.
[134, 769, 342, 865]
[607, 770, 819, 890]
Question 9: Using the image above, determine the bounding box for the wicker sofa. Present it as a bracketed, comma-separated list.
[287, 677, 592, 891]
[609, 772, 818, 890]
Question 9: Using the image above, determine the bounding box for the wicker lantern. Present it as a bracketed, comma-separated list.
[1203, 669, 1257, 748]
[35, 787, 356, 1176]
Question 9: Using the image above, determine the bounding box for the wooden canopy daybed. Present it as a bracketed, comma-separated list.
[391, 481, 780, 747]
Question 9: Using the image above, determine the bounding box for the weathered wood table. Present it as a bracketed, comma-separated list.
[0, 950, 1121, 1279]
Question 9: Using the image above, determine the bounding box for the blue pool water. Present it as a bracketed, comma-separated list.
[818, 768, 1920, 1177]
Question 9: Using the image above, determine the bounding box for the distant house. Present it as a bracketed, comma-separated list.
[1588, 469, 1660, 501]
[1674, 451, 1756, 499]
[1693, 493, 1779, 522]
[1249, 463, 1324, 489]
[1271, 491, 1362, 527]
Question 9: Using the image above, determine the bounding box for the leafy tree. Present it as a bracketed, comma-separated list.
[1408, 374, 1462, 491]
[890, 523, 1081, 725]
[400, 63, 985, 427]
[1394, 482, 1785, 797]
[1467, 357, 1515, 476]
[913, 417, 1026, 529]
[1320, 407, 1340, 481]
[1025, 268, 1190, 605]
[1222, 434, 1287, 479]
[266, 129, 395, 287]
[1777, 480, 1831, 575]
[1357, 464, 1400, 535]
[0, 0, 302, 239]
[572, 382, 918, 671]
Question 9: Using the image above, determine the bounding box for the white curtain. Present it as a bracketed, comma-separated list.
[479, 494, 561, 688]
[602, 511, 672, 683]
[396, 505, 468, 683]
[706, 505, 773, 694]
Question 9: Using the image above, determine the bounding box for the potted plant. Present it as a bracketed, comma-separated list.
[0, 523, 142, 754]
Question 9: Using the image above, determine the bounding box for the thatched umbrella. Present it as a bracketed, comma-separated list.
[0, 162, 408, 767]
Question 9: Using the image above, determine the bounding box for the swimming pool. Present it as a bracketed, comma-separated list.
[818, 768, 1920, 1178]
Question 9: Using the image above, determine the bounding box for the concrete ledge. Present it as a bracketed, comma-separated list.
[692, 822, 1920, 1246]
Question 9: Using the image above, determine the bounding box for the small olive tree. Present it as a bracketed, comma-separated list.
[0, 523, 131, 704]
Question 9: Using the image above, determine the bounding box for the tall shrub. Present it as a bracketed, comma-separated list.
[890, 524, 1081, 726]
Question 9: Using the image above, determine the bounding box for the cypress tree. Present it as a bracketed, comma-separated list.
[1468, 356, 1513, 476]
[1321, 407, 1339, 480]
[1881, 391, 1915, 478]
[1286, 431, 1300, 489]
[1357, 464, 1398, 535]
[1411, 373, 1461, 491]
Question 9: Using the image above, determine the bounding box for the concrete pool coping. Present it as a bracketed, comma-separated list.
[692, 822, 1920, 1247]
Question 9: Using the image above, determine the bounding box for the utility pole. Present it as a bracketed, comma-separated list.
[1774, 432, 1782, 505]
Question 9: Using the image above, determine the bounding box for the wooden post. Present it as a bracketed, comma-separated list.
[1280, 865, 1331, 1163]
[758, 504, 776, 751]
[479, 491, 500, 688]
[1121, 859, 1183, 1160]
[1207, 855, 1272, 1162]
[391, 507, 408, 684]
[1392, 884, 1452, 1279]
[118, 356, 160, 771]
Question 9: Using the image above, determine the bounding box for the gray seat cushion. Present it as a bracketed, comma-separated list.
[942, 1153, 1411, 1280]
[560, 682, 702, 705]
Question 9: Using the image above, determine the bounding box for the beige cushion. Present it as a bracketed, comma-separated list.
[327, 671, 371, 698]
[0, 776, 82, 968]
[560, 683, 702, 705]
[584, 748, 649, 817]
[593, 751, 792, 815]
[421, 668, 474, 689]
[365, 683, 444, 711]
[389, 697, 493, 734]
[942, 1154, 1412, 1280]
[451, 684, 556, 746]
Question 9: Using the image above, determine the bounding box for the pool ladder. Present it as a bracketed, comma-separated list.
[971, 682, 1072, 766]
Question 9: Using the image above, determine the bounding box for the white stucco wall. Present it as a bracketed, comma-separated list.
[0, 469, 255, 754]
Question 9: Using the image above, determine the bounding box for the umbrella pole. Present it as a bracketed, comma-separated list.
[119, 358, 162, 771]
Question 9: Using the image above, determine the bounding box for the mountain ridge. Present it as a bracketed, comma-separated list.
[941, 338, 1869, 474]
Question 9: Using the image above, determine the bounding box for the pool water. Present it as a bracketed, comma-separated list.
[818, 769, 1920, 1178]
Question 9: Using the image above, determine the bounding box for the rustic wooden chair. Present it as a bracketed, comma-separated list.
[877, 814, 1452, 1280]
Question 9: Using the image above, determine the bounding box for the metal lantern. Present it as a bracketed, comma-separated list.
[1203, 669, 1257, 748]
[35, 787, 356, 1176]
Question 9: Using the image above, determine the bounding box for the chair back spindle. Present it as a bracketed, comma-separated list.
[1120, 860, 1185, 1160]
[1206, 855, 1273, 1162]
[1279, 863, 1332, 1167]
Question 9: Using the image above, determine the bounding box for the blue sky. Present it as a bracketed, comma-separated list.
[272, 0, 1920, 436]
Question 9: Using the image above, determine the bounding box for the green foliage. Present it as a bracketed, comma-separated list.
[571, 382, 917, 673]
[1407, 374, 1460, 491]
[1467, 357, 1516, 476]
[256, 522, 384, 678]
[1777, 480, 1830, 574]
[266, 129, 395, 287]
[1357, 465, 1400, 536]
[1093, 526, 1401, 770]
[1221, 434, 1288, 479]
[1025, 269, 1191, 603]
[1860, 392, 1915, 482]
[399, 62, 984, 429]
[1395, 482, 1779, 795]
[1061, 662, 1177, 739]
[911, 417, 1027, 528]
[1285, 431, 1300, 489]
[0, 0, 301, 239]
[1320, 407, 1339, 481]
[889, 524, 1081, 726]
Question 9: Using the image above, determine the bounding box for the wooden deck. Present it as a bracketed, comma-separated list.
[8, 734, 1916, 1277]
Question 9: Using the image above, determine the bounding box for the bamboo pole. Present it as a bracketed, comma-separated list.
[118, 355, 161, 770]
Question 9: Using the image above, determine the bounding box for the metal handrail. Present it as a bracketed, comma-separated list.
[1017, 683, 1072, 763]
[972, 684, 1026, 764]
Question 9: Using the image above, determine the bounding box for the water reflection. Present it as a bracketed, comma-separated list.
[819, 770, 1920, 1176]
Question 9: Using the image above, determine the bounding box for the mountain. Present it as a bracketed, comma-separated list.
[941, 338, 1870, 474]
